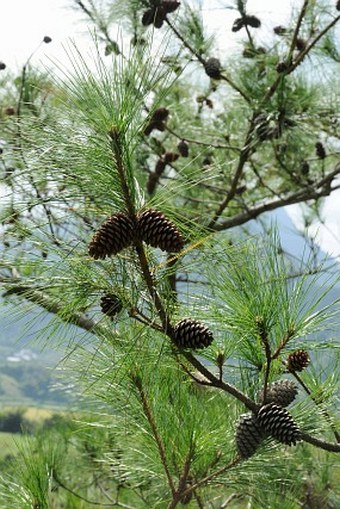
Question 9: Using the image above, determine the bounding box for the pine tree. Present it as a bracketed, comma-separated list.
[0, 1, 340, 507]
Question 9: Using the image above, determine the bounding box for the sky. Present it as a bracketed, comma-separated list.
[1, 0, 339, 260]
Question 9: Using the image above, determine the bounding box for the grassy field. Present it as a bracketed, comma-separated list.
[0, 431, 28, 460]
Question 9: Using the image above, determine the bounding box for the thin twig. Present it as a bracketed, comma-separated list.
[176, 456, 242, 502]
[55, 472, 124, 507]
[2, 284, 100, 333]
[290, 371, 340, 443]
[133, 376, 176, 495]
[165, 19, 251, 103]
[256, 317, 271, 403]
[264, 12, 339, 104]
[299, 432, 340, 453]
[289, 14, 340, 74]
[211, 163, 340, 231]
[287, 0, 310, 63]
[182, 352, 258, 412]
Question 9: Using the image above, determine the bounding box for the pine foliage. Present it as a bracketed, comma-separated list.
[0, 0, 340, 507]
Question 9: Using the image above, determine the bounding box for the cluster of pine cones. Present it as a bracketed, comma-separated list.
[88, 208, 184, 259]
[90, 209, 216, 350]
[236, 379, 300, 458]
[236, 350, 310, 458]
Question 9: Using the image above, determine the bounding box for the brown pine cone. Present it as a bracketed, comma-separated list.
[137, 209, 184, 252]
[151, 107, 169, 122]
[287, 350, 310, 372]
[100, 294, 123, 318]
[244, 15, 261, 28]
[161, 1, 180, 14]
[88, 213, 134, 259]
[259, 380, 298, 407]
[204, 57, 222, 79]
[236, 413, 267, 458]
[232, 18, 244, 32]
[315, 142, 326, 159]
[173, 318, 214, 349]
[273, 26, 287, 36]
[177, 140, 189, 157]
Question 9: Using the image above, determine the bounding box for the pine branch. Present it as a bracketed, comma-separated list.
[265, 13, 340, 104]
[287, 0, 310, 63]
[212, 163, 340, 231]
[171, 456, 242, 505]
[288, 14, 340, 74]
[299, 432, 340, 453]
[54, 471, 132, 507]
[290, 371, 340, 443]
[2, 283, 101, 334]
[132, 374, 176, 495]
[165, 19, 251, 103]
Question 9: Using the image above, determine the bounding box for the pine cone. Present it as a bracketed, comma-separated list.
[144, 120, 166, 136]
[295, 38, 306, 51]
[142, 6, 167, 29]
[273, 25, 287, 36]
[155, 158, 167, 175]
[337, 0, 340, 11]
[137, 209, 184, 252]
[147, 173, 159, 195]
[244, 15, 261, 28]
[161, 1, 180, 14]
[151, 107, 169, 122]
[300, 161, 310, 175]
[163, 152, 179, 164]
[142, 8, 156, 26]
[204, 58, 222, 79]
[88, 213, 134, 259]
[177, 140, 189, 157]
[257, 404, 300, 445]
[315, 142, 326, 159]
[287, 350, 310, 372]
[173, 318, 214, 349]
[259, 380, 298, 407]
[232, 18, 244, 32]
[236, 413, 267, 458]
[100, 294, 123, 318]
[276, 61, 288, 73]
[153, 6, 167, 28]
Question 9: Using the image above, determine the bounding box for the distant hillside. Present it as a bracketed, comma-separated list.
[0, 301, 75, 407]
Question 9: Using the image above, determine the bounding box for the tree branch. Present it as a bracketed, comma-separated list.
[2, 283, 102, 334]
[133, 374, 176, 495]
[212, 164, 340, 232]
[299, 432, 340, 453]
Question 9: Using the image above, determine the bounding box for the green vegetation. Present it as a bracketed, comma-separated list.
[0, 0, 340, 508]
